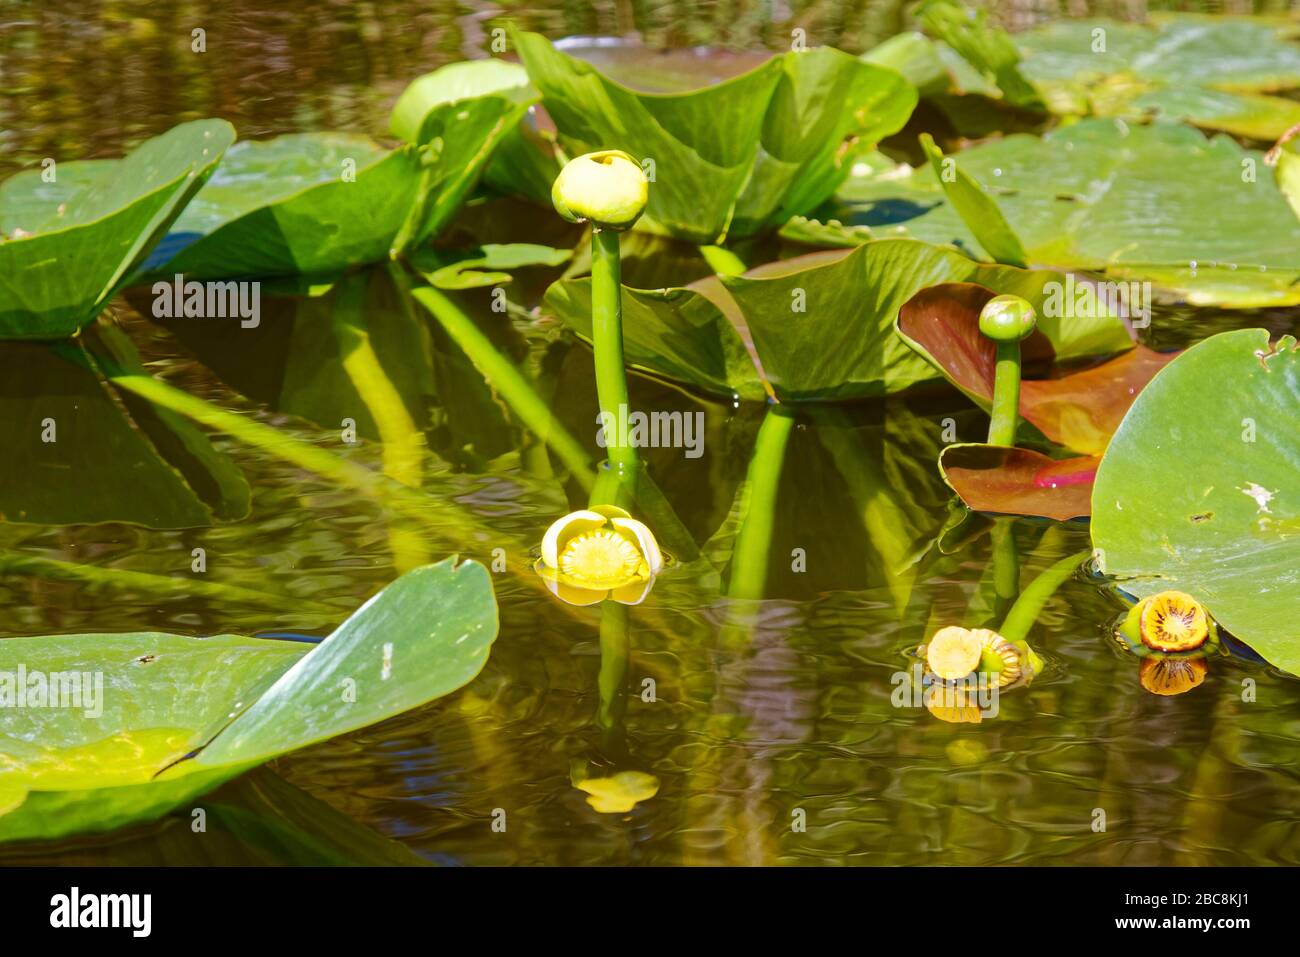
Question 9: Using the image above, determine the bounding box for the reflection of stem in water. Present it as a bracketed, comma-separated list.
[699, 244, 747, 277]
[989, 518, 1019, 622]
[596, 601, 630, 758]
[1177, 688, 1238, 865]
[332, 273, 430, 572]
[728, 406, 795, 601]
[407, 282, 596, 493]
[0, 550, 345, 615]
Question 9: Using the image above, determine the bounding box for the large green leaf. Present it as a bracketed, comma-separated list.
[515, 31, 915, 243]
[0, 119, 234, 338]
[0, 558, 498, 841]
[1017, 16, 1300, 140]
[145, 134, 423, 280]
[543, 238, 1132, 403]
[1092, 330, 1300, 674]
[828, 119, 1300, 307]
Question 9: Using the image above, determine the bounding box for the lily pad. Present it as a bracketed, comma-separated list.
[515, 31, 915, 243]
[0, 558, 498, 842]
[0, 119, 234, 339]
[1091, 329, 1300, 675]
[546, 239, 1132, 403]
[1017, 16, 1300, 140]
[829, 118, 1300, 307]
[149, 62, 537, 280]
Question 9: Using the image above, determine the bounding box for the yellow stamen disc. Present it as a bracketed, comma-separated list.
[1139, 590, 1209, 653]
[559, 529, 645, 586]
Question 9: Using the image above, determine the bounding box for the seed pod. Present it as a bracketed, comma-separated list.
[1139, 590, 1210, 653]
[926, 626, 985, 681]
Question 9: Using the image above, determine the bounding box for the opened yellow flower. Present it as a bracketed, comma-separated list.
[535, 505, 663, 606]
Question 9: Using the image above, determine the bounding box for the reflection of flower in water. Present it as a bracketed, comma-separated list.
[534, 505, 663, 606]
[1139, 657, 1208, 696]
[573, 770, 660, 813]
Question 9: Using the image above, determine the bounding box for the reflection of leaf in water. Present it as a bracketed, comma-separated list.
[0, 337, 247, 528]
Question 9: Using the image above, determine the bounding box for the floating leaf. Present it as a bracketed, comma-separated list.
[515, 31, 915, 243]
[0, 558, 498, 842]
[1017, 16, 1300, 140]
[939, 445, 1097, 521]
[830, 119, 1300, 307]
[1092, 330, 1300, 675]
[143, 134, 422, 280]
[0, 119, 234, 339]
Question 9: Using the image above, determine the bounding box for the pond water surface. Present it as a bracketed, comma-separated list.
[2, 1, 1299, 866]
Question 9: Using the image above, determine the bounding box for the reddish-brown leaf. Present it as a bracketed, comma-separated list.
[899, 283, 1176, 454]
[939, 444, 1099, 521]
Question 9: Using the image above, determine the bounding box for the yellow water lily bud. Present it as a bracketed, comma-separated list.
[551, 150, 648, 230]
[1139, 590, 1210, 653]
[535, 504, 663, 606]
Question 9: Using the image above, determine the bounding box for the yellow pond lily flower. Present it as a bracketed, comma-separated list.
[925, 626, 1030, 689]
[535, 505, 663, 606]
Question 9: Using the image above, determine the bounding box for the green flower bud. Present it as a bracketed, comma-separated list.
[978, 294, 1037, 343]
[551, 150, 648, 231]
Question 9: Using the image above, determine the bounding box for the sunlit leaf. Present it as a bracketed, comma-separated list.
[1092, 330, 1300, 675]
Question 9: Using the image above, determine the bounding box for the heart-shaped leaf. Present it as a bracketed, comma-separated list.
[939, 445, 1097, 521]
[1092, 329, 1300, 674]
[0, 558, 497, 842]
[545, 239, 1133, 404]
[898, 281, 1174, 455]
[515, 31, 915, 243]
[0, 119, 234, 339]
[828, 118, 1300, 307]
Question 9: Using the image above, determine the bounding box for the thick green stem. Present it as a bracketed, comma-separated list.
[699, 244, 747, 277]
[986, 340, 1022, 446]
[592, 227, 638, 478]
[727, 406, 795, 601]
[408, 282, 596, 493]
[999, 549, 1090, 644]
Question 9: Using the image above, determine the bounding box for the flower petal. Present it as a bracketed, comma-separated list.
[609, 517, 663, 575]
[540, 509, 609, 569]
[610, 576, 655, 606]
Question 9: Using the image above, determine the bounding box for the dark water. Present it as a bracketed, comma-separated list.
[2, 1, 1300, 866]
